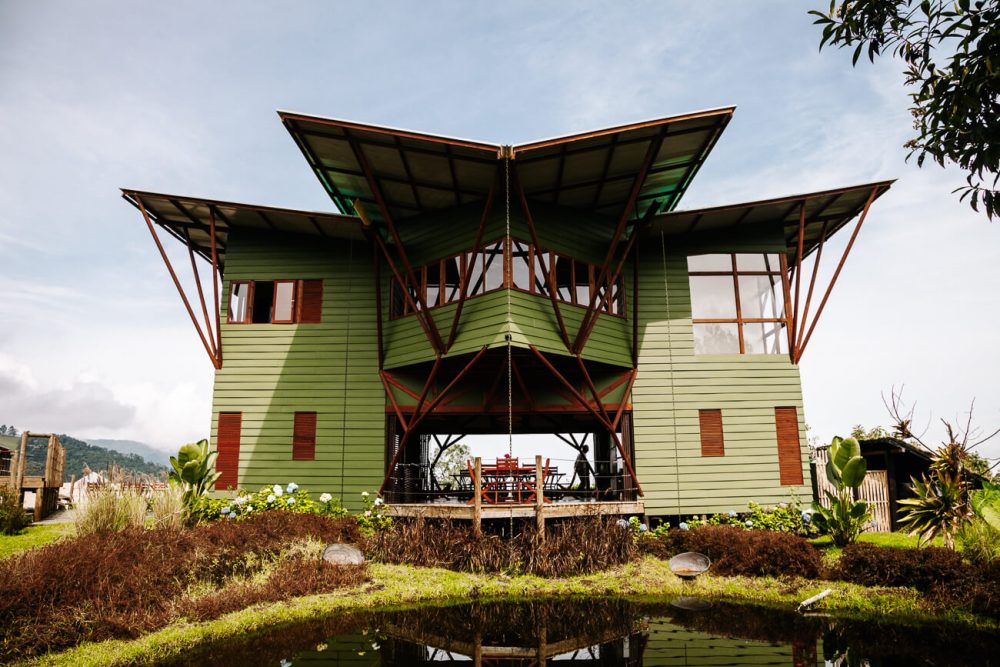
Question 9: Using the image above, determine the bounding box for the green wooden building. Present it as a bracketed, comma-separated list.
[124, 107, 892, 518]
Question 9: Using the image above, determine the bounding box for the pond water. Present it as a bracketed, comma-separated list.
[171, 598, 1000, 666]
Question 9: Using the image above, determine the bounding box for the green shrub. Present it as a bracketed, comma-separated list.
[74, 487, 147, 536]
[357, 491, 392, 535]
[190, 483, 348, 524]
[149, 484, 187, 529]
[957, 517, 1000, 565]
[658, 500, 818, 537]
[168, 439, 220, 508]
[0, 486, 29, 536]
[812, 436, 872, 547]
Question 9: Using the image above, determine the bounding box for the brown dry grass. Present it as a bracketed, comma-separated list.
[0, 512, 363, 661]
[363, 517, 637, 576]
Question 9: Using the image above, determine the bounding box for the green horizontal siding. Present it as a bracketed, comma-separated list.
[210, 229, 383, 510]
[634, 233, 812, 516]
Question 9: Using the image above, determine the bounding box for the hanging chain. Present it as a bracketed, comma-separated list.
[505, 155, 515, 536]
[505, 156, 513, 460]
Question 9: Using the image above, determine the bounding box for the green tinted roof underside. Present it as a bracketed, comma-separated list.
[646, 180, 895, 258]
[121, 189, 364, 267]
[279, 108, 734, 224]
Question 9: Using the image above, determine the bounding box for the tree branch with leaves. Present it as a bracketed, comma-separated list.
[811, 0, 1000, 218]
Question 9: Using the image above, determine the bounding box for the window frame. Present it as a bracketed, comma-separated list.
[227, 281, 254, 324]
[387, 236, 627, 321]
[688, 253, 792, 355]
[271, 280, 299, 324]
[227, 279, 319, 325]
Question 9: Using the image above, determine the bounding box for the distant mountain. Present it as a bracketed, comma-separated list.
[7, 433, 168, 481]
[85, 438, 172, 466]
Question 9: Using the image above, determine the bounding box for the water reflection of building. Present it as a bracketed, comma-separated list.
[379, 622, 645, 665]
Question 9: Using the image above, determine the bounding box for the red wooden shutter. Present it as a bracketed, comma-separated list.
[775, 407, 804, 485]
[699, 409, 725, 456]
[292, 412, 317, 461]
[216, 412, 242, 490]
[297, 279, 323, 323]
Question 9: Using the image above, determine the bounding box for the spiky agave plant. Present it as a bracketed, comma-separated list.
[169, 439, 221, 508]
[811, 436, 872, 547]
[898, 441, 975, 549]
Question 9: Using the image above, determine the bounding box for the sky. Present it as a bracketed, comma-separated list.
[1, 1, 997, 463]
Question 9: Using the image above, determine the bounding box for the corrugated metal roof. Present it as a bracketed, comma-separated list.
[645, 180, 895, 258]
[121, 189, 365, 267]
[279, 107, 734, 223]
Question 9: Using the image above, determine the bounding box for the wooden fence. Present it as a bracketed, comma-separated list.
[814, 448, 892, 532]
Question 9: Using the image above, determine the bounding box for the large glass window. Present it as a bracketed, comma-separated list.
[388, 237, 625, 319]
[687, 253, 788, 355]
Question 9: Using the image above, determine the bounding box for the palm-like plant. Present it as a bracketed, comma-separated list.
[898, 440, 976, 549]
[168, 439, 221, 507]
[812, 436, 872, 547]
[897, 475, 968, 549]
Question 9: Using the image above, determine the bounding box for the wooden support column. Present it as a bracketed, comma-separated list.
[378, 346, 488, 495]
[631, 241, 640, 367]
[792, 201, 806, 355]
[15, 431, 28, 494]
[348, 139, 445, 352]
[136, 197, 221, 369]
[209, 209, 222, 366]
[575, 135, 663, 352]
[797, 186, 879, 361]
[473, 457, 483, 536]
[529, 346, 643, 496]
[512, 166, 572, 350]
[373, 245, 385, 369]
[448, 178, 497, 350]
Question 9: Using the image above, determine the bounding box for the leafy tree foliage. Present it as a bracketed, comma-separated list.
[811, 1, 1000, 218]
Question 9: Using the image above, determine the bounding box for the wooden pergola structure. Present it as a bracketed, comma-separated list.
[0, 433, 66, 522]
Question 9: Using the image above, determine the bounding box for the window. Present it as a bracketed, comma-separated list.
[227, 279, 323, 324]
[387, 237, 626, 319]
[775, 407, 804, 485]
[698, 409, 725, 456]
[292, 412, 317, 461]
[272, 280, 296, 323]
[228, 282, 252, 324]
[687, 253, 788, 355]
[216, 412, 242, 490]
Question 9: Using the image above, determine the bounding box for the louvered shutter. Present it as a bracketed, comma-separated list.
[775, 407, 804, 485]
[292, 412, 317, 461]
[216, 412, 242, 490]
[297, 279, 323, 323]
[698, 409, 725, 456]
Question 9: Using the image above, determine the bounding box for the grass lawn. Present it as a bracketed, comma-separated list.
[809, 531, 942, 562]
[0, 524, 75, 560]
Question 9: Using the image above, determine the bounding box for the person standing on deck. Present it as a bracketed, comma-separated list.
[574, 444, 594, 492]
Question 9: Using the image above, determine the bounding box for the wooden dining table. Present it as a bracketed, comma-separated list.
[463, 459, 559, 505]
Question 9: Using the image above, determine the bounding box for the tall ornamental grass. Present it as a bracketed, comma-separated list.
[74, 487, 147, 535]
[149, 484, 187, 529]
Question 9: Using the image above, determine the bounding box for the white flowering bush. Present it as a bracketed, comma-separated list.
[190, 483, 348, 523]
[357, 491, 392, 535]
